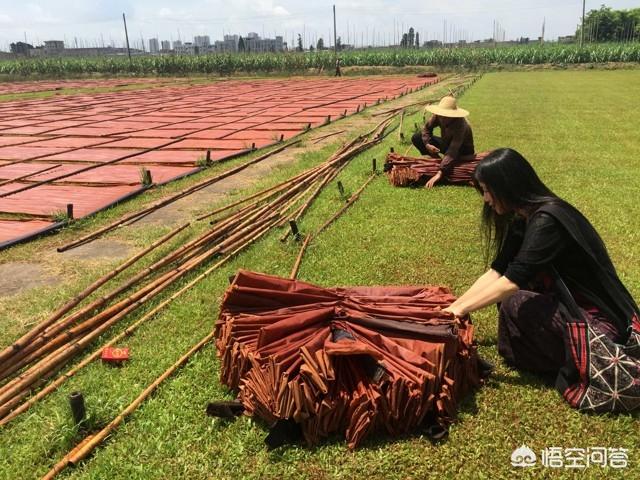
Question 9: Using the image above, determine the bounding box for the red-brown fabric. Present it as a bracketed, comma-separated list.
[385, 151, 491, 187]
[215, 270, 481, 448]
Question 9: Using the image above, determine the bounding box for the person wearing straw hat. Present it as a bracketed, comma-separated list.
[411, 95, 475, 188]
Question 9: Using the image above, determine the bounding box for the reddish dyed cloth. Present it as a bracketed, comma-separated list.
[385, 151, 491, 187]
[215, 270, 481, 448]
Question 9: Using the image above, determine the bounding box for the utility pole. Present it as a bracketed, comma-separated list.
[443, 19, 446, 46]
[333, 5, 338, 57]
[123, 13, 132, 62]
[580, 0, 586, 47]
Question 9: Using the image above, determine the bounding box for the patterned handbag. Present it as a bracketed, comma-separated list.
[563, 315, 640, 412]
[553, 268, 640, 412]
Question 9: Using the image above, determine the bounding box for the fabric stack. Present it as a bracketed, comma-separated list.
[215, 270, 481, 449]
[385, 151, 490, 187]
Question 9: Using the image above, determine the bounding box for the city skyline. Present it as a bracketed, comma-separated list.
[1, 0, 638, 52]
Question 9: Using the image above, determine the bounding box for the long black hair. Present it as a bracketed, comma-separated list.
[473, 148, 560, 261]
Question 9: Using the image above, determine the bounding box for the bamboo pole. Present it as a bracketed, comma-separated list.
[289, 235, 312, 279]
[0, 242, 223, 407]
[124, 140, 301, 227]
[41, 332, 215, 480]
[315, 173, 377, 236]
[311, 130, 345, 144]
[0, 164, 61, 188]
[0, 213, 259, 399]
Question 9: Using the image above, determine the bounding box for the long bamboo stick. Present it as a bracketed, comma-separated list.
[0, 164, 61, 188]
[124, 140, 301, 227]
[289, 235, 312, 280]
[0, 217, 244, 398]
[195, 160, 329, 222]
[41, 332, 215, 480]
[311, 130, 345, 144]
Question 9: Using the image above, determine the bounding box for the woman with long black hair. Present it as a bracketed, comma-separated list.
[443, 148, 640, 412]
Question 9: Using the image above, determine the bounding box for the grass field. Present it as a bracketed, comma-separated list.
[0, 70, 639, 479]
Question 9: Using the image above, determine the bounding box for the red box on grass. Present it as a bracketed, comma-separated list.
[101, 347, 130, 363]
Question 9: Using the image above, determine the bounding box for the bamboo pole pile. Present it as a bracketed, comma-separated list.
[215, 270, 482, 449]
[0, 117, 394, 426]
[384, 151, 491, 187]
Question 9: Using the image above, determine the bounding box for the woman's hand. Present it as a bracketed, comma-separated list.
[425, 171, 443, 189]
[426, 144, 440, 155]
[443, 305, 464, 318]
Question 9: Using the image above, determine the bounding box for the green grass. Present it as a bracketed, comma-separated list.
[0, 71, 639, 479]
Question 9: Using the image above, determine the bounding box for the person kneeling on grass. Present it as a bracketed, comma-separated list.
[443, 148, 640, 412]
[411, 95, 475, 188]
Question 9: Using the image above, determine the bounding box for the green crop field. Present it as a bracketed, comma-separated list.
[0, 70, 639, 479]
[1, 43, 639, 77]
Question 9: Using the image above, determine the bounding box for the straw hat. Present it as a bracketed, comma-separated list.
[425, 96, 469, 118]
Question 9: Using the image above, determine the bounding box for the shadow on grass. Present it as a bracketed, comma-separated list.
[264, 385, 485, 457]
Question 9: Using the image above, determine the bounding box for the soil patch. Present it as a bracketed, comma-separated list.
[58, 239, 132, 261]
[0, 263, 60, 297]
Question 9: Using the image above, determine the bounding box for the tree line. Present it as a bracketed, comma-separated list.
[576, 6, 639, 43]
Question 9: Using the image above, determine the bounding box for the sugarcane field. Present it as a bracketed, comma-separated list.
[1, 2, 640, 479]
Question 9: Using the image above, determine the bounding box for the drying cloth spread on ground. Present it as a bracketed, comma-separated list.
[215, 270, 481, 448]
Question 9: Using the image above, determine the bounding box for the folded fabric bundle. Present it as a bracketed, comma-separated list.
[215, 270, 481, 449]
[385, 151, 490, 187]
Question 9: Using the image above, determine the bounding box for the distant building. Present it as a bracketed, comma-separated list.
[161, 40, 171, 51]
[44, 40, 65, 54]
[10, 41, 33, 55]
[194, 35, 211, 48]
[243, 34, 284, 52]
[558, 35, 576, 44]
[149, 38, 159, 54]
[423, 40, 443, 48]
[175, 42, 198, 55]
[172, 40, 182, 49]
[214, 35, 239, 52]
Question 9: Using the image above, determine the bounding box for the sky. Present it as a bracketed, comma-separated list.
[0, 0, 638, 51]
